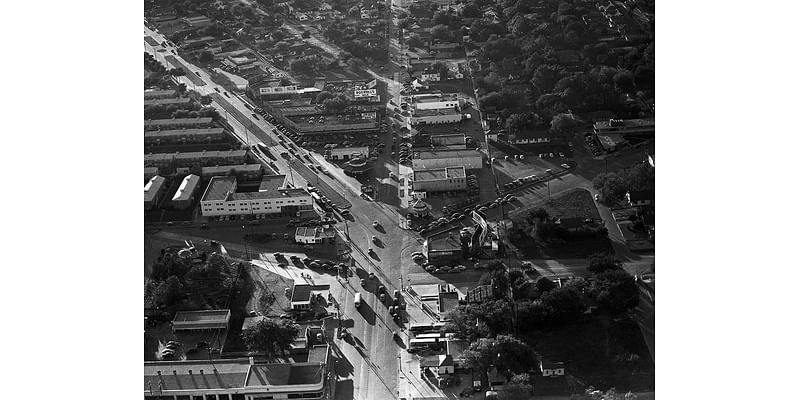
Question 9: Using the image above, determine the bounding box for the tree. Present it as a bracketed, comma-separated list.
[407, 34, 423, 49]
[443, 299, 513, 339]
[463, 335, 538, 377]
[531, 64, 566, 92]
[550, 113, 580, 134]
[154, 276, 184, 306]
[241, 318, 300, 359]
[315, 91, 334, 104]
[591, 270, 639, 314]
[430, 24, 452, 41]
[290, 57, 316, 74]
[479, 269, 510, 299]
[199, 95, 212, 105]
[199, 51, 215, 63]
[587, 253, 621, 274]
[535, 276, 557, 293]
[322, 94, 350, 112]
[613, 70, 635, 94]
[539, 286, 585, 324]
[516, 300, 552, 331]
[529, 207, 549, 222]
[462, 3, 480, 18]
[302, 30, 311, 38]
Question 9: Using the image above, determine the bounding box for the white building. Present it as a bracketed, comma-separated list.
[171, 174, 201, 209]
[419, 70, 441, 82]
[540, 362, 566, 377]
[411, 93, 461, 110]
[412, 149, 483, 170]
[144, 175, 166, 210]
[412, 166, 467, 193]
[295, 226, 337, 244]
[410, 108, 462, 125]
[200, 175, 312, 217]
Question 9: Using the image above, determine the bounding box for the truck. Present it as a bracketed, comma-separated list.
[354, 292, 362, 308]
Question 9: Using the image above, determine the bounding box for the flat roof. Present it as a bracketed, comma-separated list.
[415, 169, 446, 181]
[438, 291, 460, 313]
[174, 150, 247, 160]
[144, 97, 193, 107]
[258, 175, 288, 193]
[307, 345, 329, 364]
[144, 89, 177, 98]
[144, 153, 175, 162]
[172, 309, 231, 330]
[413, 108, 459, 116]
[144, 117, 213, 127]
[144, 176, 166, 202]
[414, 149, 481, 160]
[431, 134, 466, 145]
[201, 176, 236, 201]
[144, 127, 226, 138]
[291, 284, 313, 303]
[296, 226, 336, 239]
[446, 166, 465, 178]
[144, 166, 159, 175]
[172, 174, 200, 202]
[144, 359, 326, 393]
[427, 227, 463, 252]
[201, 164, 262, 174]
[593, 118, 655, 129]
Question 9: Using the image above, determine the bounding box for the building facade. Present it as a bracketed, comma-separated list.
[201, 164, 263, 180]
[171, 174, 201, 209]
[144, 117, 214, 131]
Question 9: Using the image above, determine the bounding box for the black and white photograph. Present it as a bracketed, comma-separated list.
[142, 0, 654, 399]
[8, 1, 800, 399]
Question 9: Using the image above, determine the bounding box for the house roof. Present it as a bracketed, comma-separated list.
[144, 176, 166, 202]
[172, 174, 201, 202]
[438, 354, 454, 367]
[541, 361, 565, 369]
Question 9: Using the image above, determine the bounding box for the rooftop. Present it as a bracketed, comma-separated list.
[144, 176, 166, 202]
[427, 227, 464, 252]
[413, 108, 459, 116]
[295, 226, 336, 239]
[201, 164, 262, 174]
[413, 149, 481, 160]
[172, 174, 200, 202]
[172, 309, 231, 330]
[593, 118, 655, 130]
[144, 117, 213, 128]
[430, 134, 466, 146]
[144, 127, 226, 139]
[144, 97, 193, 107]
[414, 169, 446, 181]
[174, 150, 247, 160]
[291, 284, 313, 303]
[438, 291, 460, 314]
[201, 176, 236, 202]
[258, 175, 288, 193]
[144, 89, 177, 98]
[307, 345, 329, 364]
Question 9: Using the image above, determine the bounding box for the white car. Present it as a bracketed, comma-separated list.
[373, 221, 380, 228]
[594, 194, 600, 201]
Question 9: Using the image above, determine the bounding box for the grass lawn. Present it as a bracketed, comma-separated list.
[521, 315, 655, 392]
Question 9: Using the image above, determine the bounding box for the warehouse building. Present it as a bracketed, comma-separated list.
[171, 174, 201, 209]
[410, 107, 462, 126]
[412, 166, 467, 193]
[412, 149, 483, 170]
[200, 175, 312, 217]
[430, 134, 466, 148]
[201, 164, 263, 180]
[144, 127, 227, 145]
[411, 93, 461, 110]
[171, 309, 231, 333]
[144, 175, 167, 210]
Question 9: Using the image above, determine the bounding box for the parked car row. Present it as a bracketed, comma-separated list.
[423, 264, 467, 274]
[467, 174, 479, 195]
[585, 133, 603, 156]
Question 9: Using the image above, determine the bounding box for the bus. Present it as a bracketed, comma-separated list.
[354, 293, 362, 308]
[413, 332, 447, 340]
[409, 322, 446, 333]
[409, 337, 442, 351]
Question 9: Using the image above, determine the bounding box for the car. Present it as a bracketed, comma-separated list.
[280, 314, 291, 319]
[223, 92, 229, 97]
[440, 265, 452, 272]
[411, 251, 424, 257]
[273, 252, 282, 258]
[373, 221, 379, 228]
[360, 279, 367, 287]
[549, 152, 555, 158]
[545, 169, 552, 174]
[432, 268, 444, 274]
[594, 193, 600, 201]
[561, 163, 570, 169]
[380, 293, 386, 301]
[559, 152, 565, 157]
[372, 235, 379, 244]
[290, 255, 300, 261]
[369, 272, 375, 280]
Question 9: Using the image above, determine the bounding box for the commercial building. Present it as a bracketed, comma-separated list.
[596, 133, 628, 151]
[200, 175, 312, 217]
[295, 226, 337, 244]
[430, 134, 466, 148]
[265, 99, 379, 137]
[412, 149, 483, 170]
[411, 93, 461, 110]
[326, 145, 369, 161]
[144, 117, 214, 131]
[410, 107, 463, 126]
[171, 174, 201, 209]
[412, 166, 467, 193]
[144, 127, 227, 145]
[144, 345, 333, 400]
[201, 164, 263, 180]
[508, 129, 553, 145]
[593, 118, 655, 136]
[144, 175, 167, 210]
[171, 309, 231, 332]
[424, 227, 466, 263]
[291, 283, 314, 310]
[144, 97, 193, 107]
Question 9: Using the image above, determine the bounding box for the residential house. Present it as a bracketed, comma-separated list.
[540, 362, 566, 377]
[626, 190, 654, 208]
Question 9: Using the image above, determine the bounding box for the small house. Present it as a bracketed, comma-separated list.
[540, 361, 565, 377]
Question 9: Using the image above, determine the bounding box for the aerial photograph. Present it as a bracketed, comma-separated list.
[143, 0, 655, 399]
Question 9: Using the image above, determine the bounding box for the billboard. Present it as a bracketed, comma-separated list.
[472, 210, 488, 245]
[466, 284, 493, 303]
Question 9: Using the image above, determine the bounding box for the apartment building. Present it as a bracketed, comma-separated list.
[144, 127, 227, 145]
[144, 117, 214, 131]
[144, 175, 167, 210]
[170, 174, 201, 209]
[201, 164, 263, 180]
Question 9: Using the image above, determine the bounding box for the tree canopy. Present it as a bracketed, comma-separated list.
[241, 318, 300, 359]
